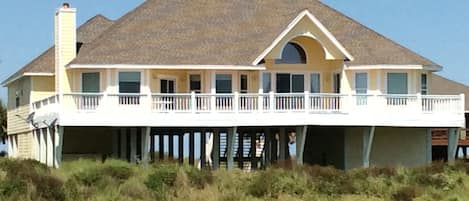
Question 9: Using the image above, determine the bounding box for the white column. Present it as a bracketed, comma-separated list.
[54, 126, 64, 168]
[130, 128, 137, 163]
[362, 126, 375, 168]
[210, 71, 216, 112]
[142, 127, 151, 166]
[212, 130, 220, 170]
[120, 128, 127, 161]
[227, 127, 237, 170]
[448, 128, 459, 165]
[34, 130, 40, 160]
[47, 127, 54, 167]
[296, 126, 307, 165]
[40, 129, 47, 164]
[7, 135, 12, 158]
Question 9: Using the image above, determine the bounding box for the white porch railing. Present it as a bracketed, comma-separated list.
[33, 92, 464, 114]
[31, 92, 464, 127]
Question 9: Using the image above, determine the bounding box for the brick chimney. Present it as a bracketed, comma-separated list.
[55, 3, 76, 93]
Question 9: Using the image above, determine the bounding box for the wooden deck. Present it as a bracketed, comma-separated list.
[432, 128, 469, 146]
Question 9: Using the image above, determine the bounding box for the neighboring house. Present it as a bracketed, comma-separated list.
[1, 1, 465, 170]
[430, 75, 469, 161]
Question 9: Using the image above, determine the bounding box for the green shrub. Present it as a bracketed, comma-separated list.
[392, 185, 423, 201]
[248, 168, 308, 198]
[0, 179, 25, 197]
[185, 167, 214, 189]
[73, 167, 102, 186]
[145, 164, 178, 191]
[103, 165, 133, 181]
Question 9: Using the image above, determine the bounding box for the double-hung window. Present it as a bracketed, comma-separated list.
[119, 72, 141, 105]
[421, 74, 428, 95]
[355, 73, 368, 105]
[81, 72, 100, 110]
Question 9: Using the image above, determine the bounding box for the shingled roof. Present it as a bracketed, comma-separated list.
[71, 0, 439, 67]
[2, 15, 113, 85]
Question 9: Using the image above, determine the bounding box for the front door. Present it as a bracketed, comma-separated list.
[275, 73, 304, 110]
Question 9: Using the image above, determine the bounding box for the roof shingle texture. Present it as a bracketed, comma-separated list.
[3, 15, 113, 84]
[71, 0, 438, 67]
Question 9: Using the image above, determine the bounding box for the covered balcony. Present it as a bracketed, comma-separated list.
[31, 92, 465, 128]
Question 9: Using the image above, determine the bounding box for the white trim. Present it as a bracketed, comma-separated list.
[252, 10, 354, 65]
[2, 73, 54, 86]
[346, 65, 442, 71]
[68, 64, 265, 70]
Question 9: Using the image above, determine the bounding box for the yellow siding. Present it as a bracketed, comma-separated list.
[7, 77, 31, 135]
[31, 76, 55, 101]
[17, 132, 33, 159]
[56, 9, 76, 93]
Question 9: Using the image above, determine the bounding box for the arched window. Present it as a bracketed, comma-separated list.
[275, 42, 307, 64]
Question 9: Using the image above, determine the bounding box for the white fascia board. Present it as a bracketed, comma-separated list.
[251, 9, 354, 65]
[346, 65, 443, 72]
[2, 73, 54, 87]
[68, 64, 266, 70]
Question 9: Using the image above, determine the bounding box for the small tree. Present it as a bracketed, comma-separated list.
[0, 99, 6, 143]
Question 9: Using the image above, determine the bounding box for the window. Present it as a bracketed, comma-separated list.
[333, 73, 341, 93]
[275, 42, 307, 64]
[160, 79, 175, 93]
[119, 72, 141, 93]
[262, 73, 272, 93]
[240, 74, 248, 93]
[355, 73, 368, 105]
[421, 74, 428, 95]
[276, 73, 304, 93]
[189, 74, 201, 93]
[292, 74, 304, 93]
[15, 95, 20, 108]
[216, 74, 232, 94]
[310, 73, 321, 93]
[82, 72, 100, 93]
[355, 73, 368, 94]
[387, 73, 408, 94]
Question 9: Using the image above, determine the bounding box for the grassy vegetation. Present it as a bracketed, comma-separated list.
[0, 158, 468, 201]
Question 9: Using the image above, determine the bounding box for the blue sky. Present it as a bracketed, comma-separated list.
[1, 0, 468, 102]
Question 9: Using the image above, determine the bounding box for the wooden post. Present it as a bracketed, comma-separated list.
[212, 129, 220, 170]
[168, 134, 174, 160]
[362, 126, 376, 168]
[200, 130, 206, 169]
[130, 128, 137, 163]
[120, 128, 127, 161]
[159, 134, 164, 161]
[278, 128, 287, 161]
[150, 133, 155, 162]
[271, 130, 278, 163]
[251, 132, 257, 169]
[189, 131, 195, 165]
[296, 126, 307, 166]
[178, 133, 184, 164]
[112, 129, 119, 158]
[227, 127, 237, 170]
[264, 129, 271, 167]
[448, 128, 459, 165]
[238, 132, 244, 169]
